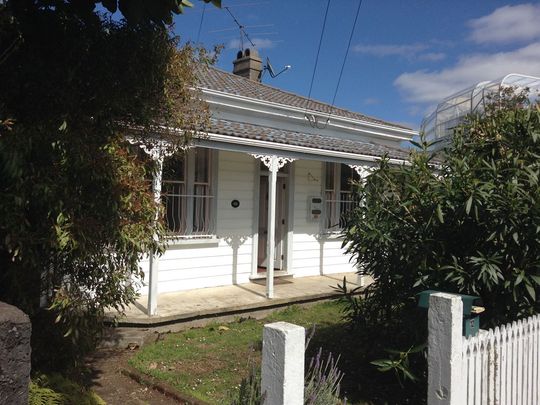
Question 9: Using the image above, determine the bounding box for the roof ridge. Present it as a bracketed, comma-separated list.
[197, 64, 411, 131]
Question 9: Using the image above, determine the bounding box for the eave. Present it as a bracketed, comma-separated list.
[200, 88, 416, 143]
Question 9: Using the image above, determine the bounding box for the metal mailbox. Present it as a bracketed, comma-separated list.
[308, 196, 323, 221]
[417, 290, 484, 337]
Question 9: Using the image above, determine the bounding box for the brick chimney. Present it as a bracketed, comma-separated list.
[232, 48, 263, 82]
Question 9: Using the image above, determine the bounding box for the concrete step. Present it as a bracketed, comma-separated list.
[249, 270, 293, 280]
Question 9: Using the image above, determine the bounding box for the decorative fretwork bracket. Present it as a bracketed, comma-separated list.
[251, 154, 296, 172]
[348, 164, 372, 181]
[126, 137, 182, 160]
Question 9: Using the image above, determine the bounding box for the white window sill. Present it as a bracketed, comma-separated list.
[164, 235, 220, 247]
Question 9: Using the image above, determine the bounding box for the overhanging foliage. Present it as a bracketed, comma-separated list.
[0, 0, 212, 363]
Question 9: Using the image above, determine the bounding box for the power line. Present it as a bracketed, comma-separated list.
[329, 0, 363, 111]
[196, 3, 206, 43]
[306, 0, 331, 108]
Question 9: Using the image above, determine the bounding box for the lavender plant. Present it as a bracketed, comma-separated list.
[228, 326, 347, 405]
[304, 347, 346, 405]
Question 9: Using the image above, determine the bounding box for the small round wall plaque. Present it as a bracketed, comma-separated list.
[231, 199, 240, 208]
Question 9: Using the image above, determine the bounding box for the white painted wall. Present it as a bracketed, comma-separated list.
[291, 160, 357, 278]
[137, 153, 357, 295]
[137, 150, 255, 294]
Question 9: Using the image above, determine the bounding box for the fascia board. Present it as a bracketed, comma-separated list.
[201, 132, 409, 166]
[206, 98, 410, 143]
[200, 87, 417, 140]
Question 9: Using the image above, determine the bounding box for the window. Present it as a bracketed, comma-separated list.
[161, 148, 215, 236]
[324, 163, 359, 231]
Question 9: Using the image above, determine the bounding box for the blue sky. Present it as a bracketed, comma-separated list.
[173, 1, 540, 129]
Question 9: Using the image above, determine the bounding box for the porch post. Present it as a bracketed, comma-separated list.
[126, 138, 179, 317]
[267, 156, 278, 298]
[148, 155, 163, 316]
[251, 154, 295, 299]
[349, 164, 372, 287]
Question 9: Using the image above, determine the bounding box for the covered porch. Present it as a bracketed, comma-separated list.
[114, 272, 361, 326]
[131, 114, 410, 318]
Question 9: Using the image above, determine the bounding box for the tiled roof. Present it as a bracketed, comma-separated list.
[196, 65, 410, 130]
[208, 118, 410, 161]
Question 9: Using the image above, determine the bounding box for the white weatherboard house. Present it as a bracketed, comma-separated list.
[138, 49, 416, 315]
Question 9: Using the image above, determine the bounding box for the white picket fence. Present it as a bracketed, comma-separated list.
[461, 315, 540, 405]
[428, 293, 540, 405]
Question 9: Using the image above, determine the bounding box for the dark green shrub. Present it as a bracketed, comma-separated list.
[339, 92, 540, 404]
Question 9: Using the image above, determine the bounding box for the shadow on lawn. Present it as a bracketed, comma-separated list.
[305, 320, 427, 405]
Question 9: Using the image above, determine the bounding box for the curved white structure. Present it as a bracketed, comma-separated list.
[421, 73, 540, 148]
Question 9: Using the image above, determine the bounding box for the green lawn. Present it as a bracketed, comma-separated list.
[128, 301, 348, 404]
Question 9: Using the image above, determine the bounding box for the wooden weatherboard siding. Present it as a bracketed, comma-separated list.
[137, 151, 357, 295]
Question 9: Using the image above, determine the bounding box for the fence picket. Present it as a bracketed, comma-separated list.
[472, 335, 481, 404]
[532, 315, 540, 404]
[523, 319, 528, 405]
[500, 324, 507, 405]
[518, 320, 524, 405]
[532, 315, 536, 404]
[510, 321, 518, 405]
[487, 329, 497, 405]
[429, 302, 540, 405]
[479, 334, 487, 403]
[463, 337, 472, 405]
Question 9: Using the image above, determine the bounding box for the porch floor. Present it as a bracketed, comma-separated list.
[112, 272, 360, 326]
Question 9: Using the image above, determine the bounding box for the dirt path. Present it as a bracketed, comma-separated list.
[86, 350, 180, 405]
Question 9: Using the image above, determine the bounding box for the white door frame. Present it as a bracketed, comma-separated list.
[256, 172, 289, 271]
[249, 155, 295, 298]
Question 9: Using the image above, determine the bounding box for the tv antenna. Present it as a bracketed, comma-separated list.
[263, 57, 291, 79]
[224, 6, 256, 50]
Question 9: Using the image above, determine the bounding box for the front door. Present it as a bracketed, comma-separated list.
[257, 175, 287, 272]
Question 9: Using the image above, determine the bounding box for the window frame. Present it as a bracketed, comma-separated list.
[323, 162, 358, 233]
[161, 148, 217, 239]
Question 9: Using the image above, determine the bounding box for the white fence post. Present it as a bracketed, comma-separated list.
[261, 321, 305, 405]
[428, 293, 465, 405]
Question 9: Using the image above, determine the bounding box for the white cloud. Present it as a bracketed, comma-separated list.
[353, 43, 445, 62]
[353, 43, 427, 58]
[394, 42, 540, 105]
[418, 52, 446, 62]
[227, 38, 277, 50]
[362, 97, 380, 105]
[468, 3, 540, 44]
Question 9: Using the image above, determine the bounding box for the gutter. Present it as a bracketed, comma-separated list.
[203, 132, 410, 166]
[200, 88, 417, 141]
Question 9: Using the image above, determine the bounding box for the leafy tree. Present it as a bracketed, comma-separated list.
[4, 0, 221, 26]
[337, 92, 540, 404]
[0, 0, 214, 364]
